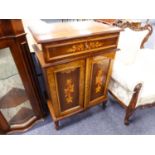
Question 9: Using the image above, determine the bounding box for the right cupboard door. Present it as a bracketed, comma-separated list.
[85, 52, 115, 107]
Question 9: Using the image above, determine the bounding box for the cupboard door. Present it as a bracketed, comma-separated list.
[46, 60, 85, 117]
[85, 52, 115, 107]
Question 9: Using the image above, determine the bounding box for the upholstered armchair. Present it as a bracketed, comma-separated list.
[108, 21, 154, 125]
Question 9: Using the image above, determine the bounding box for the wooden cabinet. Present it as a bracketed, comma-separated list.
[0, 20, 46, 134]
[29, 20, 122, 129]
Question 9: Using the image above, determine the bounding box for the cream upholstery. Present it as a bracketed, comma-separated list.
[109, 52, 155, 107]
[117, 28, 148, 65]
[109, 26, 155, 108]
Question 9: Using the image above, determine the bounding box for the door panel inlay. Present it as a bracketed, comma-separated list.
[90, 58, 110, 101]
[64, 79, 74, 104]
[56, 68, 80, 112]
[95, 69, 104, 93]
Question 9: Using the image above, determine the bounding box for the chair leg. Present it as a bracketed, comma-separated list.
[124, 107, 134, 125]
[124, 118, 130, 125]
[124, 83, 142, 125]
[124, 111, 130, 125]
[54, 121, 59, 130]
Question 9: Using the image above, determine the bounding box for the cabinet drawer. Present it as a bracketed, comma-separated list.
[43, 33, 119, 62]
[46, 60, 85, 117]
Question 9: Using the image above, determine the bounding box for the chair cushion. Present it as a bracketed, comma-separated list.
[111, 54, 144, 91]
[109, 78, 133, 106]
[118, 28, 148, 64]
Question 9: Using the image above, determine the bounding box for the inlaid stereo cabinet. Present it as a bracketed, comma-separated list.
[29, 21, 122, 129]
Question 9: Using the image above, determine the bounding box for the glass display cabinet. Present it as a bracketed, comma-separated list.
[0, 20, 46, 134]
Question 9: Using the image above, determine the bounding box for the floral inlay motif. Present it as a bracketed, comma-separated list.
[68, 41, 103, 53]
[95, 69, 103, 93]
[64, 79, 74, 103]
[88, 41, 103, 49]
[68, 43, 85, 53]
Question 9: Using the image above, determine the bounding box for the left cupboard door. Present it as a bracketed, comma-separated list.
[46, 60, 85, 118]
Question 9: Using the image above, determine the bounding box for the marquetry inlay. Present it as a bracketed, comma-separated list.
[67, 41, 104, 53]
[95, 69, 104, 93]
[64, 79, 74, 104]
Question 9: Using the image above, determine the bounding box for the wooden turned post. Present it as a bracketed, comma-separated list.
[102, 100, 107, 110]
[54, 121, 59, 130]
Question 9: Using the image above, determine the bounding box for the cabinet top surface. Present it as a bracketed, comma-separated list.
[28, 20, 122, 44]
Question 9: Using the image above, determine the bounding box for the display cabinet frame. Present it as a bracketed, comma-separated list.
[0, 19, 47, 134]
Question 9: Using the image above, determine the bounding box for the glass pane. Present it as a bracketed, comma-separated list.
[0, 48, 35, 128]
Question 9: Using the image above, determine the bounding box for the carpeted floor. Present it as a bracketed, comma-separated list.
[18, 94, 155, 135]
[17, 24, 155, 135]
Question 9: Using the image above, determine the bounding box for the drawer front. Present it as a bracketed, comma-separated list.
[44, 33, 119, 62]
[85, 52, 115, 107]
[46, 60, 85, 117]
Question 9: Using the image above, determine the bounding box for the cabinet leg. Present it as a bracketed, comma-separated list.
[54, 121, 59, 130]
[102, 100, 107, 110]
